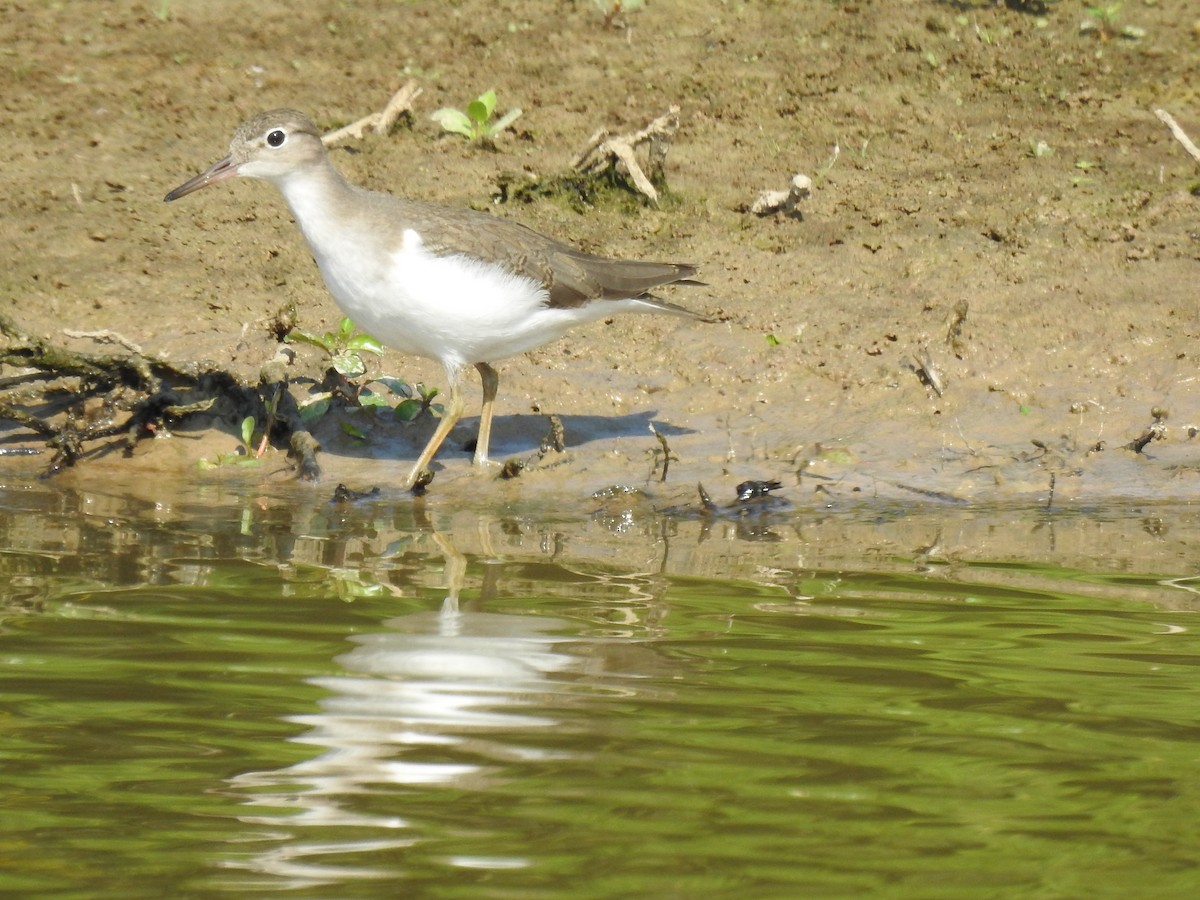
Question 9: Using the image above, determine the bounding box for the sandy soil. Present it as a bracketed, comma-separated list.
[1, 0, 1199, 507]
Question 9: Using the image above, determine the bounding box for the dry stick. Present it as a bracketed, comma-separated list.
[322, 80, 424, 146]
[1154, 108, 1200, 165]
[0, 401, 57, 436]
[62, 328, 144, 355]
[1, 311, 315, 477]
[570, 106, 681, 204]
[377, 83, 422, 134]
[649, 423, 675, 482]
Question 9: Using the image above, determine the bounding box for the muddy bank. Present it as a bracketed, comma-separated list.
[1, 0, 1198, 503]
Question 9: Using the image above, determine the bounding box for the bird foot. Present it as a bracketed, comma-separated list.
[405, 466, 434, 494]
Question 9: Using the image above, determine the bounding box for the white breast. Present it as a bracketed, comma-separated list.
[312, 228, 625, 376]
[280, 175, 640, 378]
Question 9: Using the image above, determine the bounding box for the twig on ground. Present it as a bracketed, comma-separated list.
[322, 80, 424, 145]
[540, 414, 566, 454]
[0, 312, 321, 478]
[912, 347, 945, 397]
[649, 423, 676, 481]
[62, 328, 144, 355]
[570, 106, 681, 204]
[749, 174, 812, 217]
[1154, 108, 1200, 165]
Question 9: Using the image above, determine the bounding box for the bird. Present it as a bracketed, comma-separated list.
[165, 109, 705, 488]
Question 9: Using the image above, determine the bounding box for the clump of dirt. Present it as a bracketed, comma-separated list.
[1, 0, 1198, 503]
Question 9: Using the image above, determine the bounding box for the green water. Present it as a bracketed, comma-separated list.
[2, 482, 1199, 898]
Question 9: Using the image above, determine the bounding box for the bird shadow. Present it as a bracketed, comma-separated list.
[464, 409, 694, 459]
[326, 408, 693, 465]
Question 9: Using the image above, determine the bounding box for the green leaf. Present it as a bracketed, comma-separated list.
[299, 391, 332, 409]
[466, 101, 488, 125]
[489, 107, 522, 135]
[468, 89, 497, 124]
[331, 350, 366, 378]
[394, 398, 423, 422]
[357, 388, 391, 409]
[240, 416, 256, 448]
[430, 107, 474, 138]
[284, 329, 332, 352]
[765, 333, 781, 347]
[372, 376, 412, 397]
[337, 317, 355, 342]
[342, 422, 367, 441]
[298, 395, 331, 424]
[346, 333, 385, 355]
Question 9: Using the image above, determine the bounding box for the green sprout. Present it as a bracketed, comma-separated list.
[197, 415, 263, 470]
[1071, 158, 1100, 186]
[285, 317, 444, 429]
[355, 376, 443, 423]
[393, 382, 444, 423]
[1085, 3, 1121, 38]
[430, 90, 522, 143]
[285, 316, 384, 378]
[1082, 3, 1145, 41]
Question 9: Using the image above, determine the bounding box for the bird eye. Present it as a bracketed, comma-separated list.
[266, 129, 286, 147]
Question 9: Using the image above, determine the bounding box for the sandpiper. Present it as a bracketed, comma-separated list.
[166, 109, 704, 488]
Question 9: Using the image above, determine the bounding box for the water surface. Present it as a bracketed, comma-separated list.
[2, 480, 1199, 897]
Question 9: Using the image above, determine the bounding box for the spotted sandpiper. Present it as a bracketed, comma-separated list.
[165, 109, 704, 487]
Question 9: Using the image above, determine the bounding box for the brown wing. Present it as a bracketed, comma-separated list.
[543, 247, 700, 308]
[391, 198, 701, 310]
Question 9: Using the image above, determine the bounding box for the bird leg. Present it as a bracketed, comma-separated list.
[404, 377, 465, 488]
[403, 363, 499, 487]
[473, 362, 499, 467]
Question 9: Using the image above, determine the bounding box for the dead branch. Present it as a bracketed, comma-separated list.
[1154, 108, 1200, 165]
[0, 312, 320, 478]
[649, 422, 677, 481]
[570, 105, 681, 204]
[749, 174, 812, 217]
[322, 80, 424, 145]
[62, 328, 144, 354]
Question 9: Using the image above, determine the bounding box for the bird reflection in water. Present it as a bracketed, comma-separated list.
[222, 530, 668, 888]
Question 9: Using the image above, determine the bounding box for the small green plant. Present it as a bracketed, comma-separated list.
[354, 377, 444, 423]
[285, 317, 444, 428]
[197, 415, 262, 469]
[395, 382, 444, 423]
[1072, 158, 1100, 186]
[1082, 3, 1144, 40]
[430, 90, 522, 143]
[1085, 3, 1121, 38]
[286, 316, 384, 378]
[341, 420, 368, 444]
